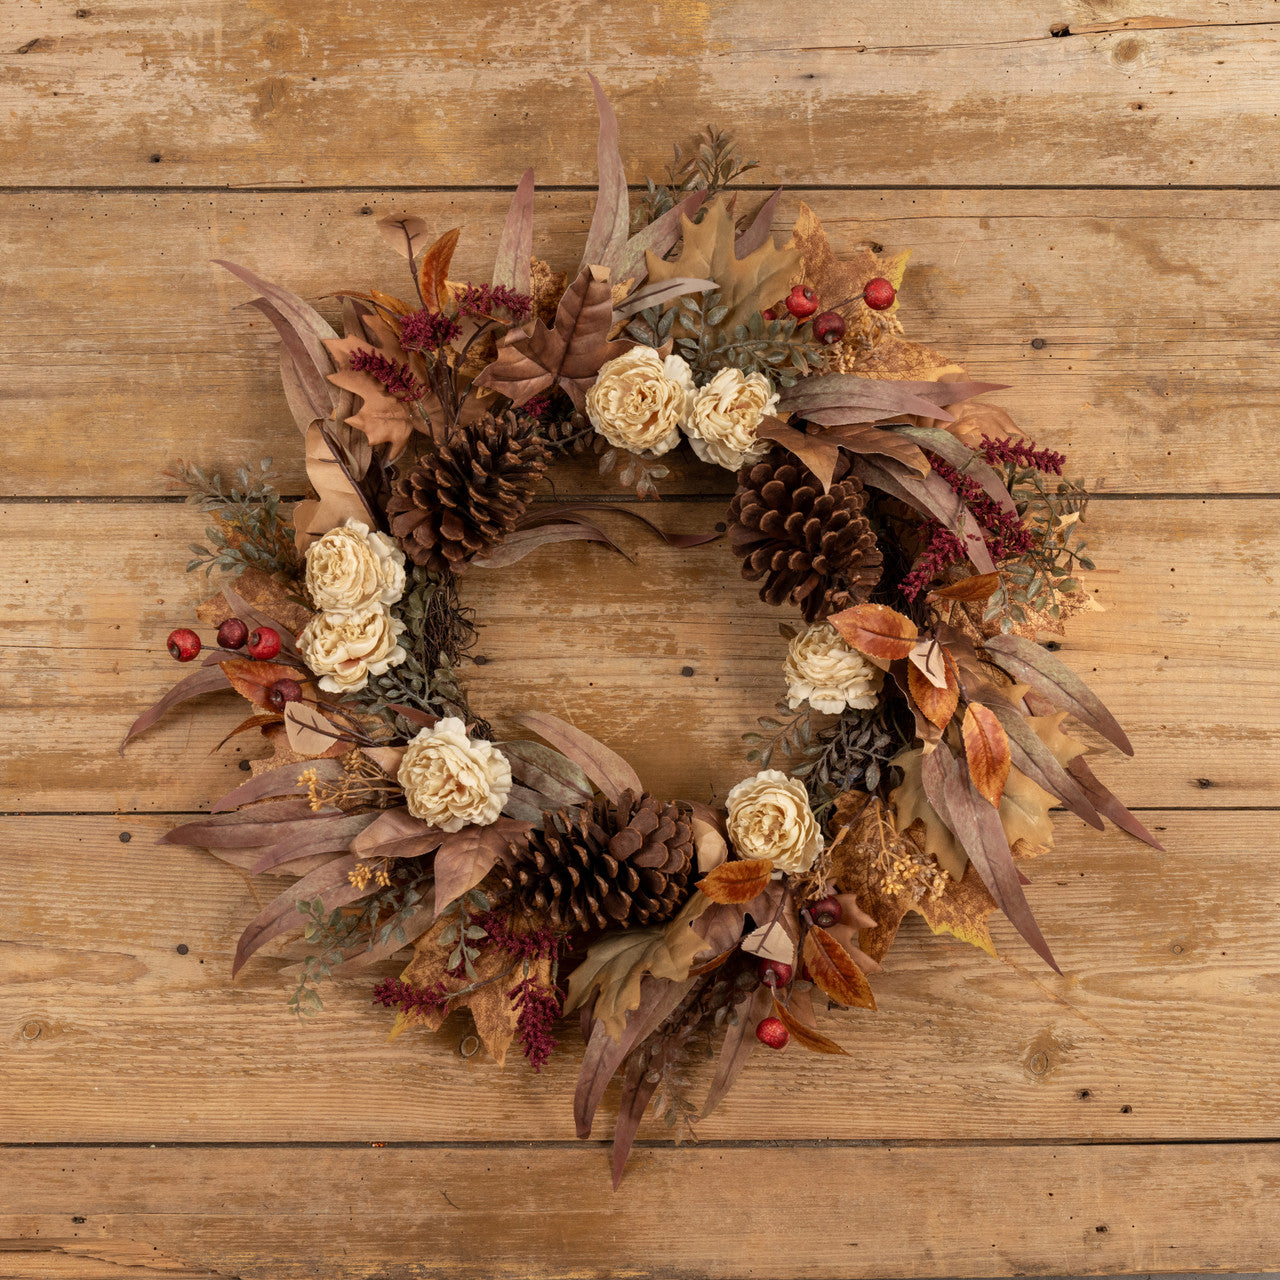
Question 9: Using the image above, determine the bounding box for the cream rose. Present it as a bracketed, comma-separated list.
[585, 347, 693, 456]
[396, 717, 512, 832]
[784, 621, 884, 715]
[305, 518, 406, 613]
[725, 769, 822, 875]
[684, 367, 779, 470]
[298, 604, 406, 694]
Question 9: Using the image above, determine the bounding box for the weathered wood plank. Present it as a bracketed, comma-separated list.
[0, 498, 1270, 812]
[0, 808, 1273, 1144]
[4, 1142, 1280, 1279]
[3, 1, 1278, 187]
[4, 189, 1278, 496]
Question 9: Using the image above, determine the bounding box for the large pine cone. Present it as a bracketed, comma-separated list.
[727, 448, 883, 623]
[500, 790, 696, 931]
[386, 412, 549, 572]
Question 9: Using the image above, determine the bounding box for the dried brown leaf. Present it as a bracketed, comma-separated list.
[697, 858, 773, 904]
[772, 996, 849, 1055]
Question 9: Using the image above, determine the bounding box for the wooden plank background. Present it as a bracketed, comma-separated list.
[2, 1, 1278, 1276]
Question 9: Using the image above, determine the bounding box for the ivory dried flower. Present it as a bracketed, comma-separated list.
[726, 769, 822, 874]
[585, 347, 694, 456]
[298, 604, 406, 694]
[397, 716, 513, 832]
[784, 621, 884, 714]
[685, 367, 779, 470]
[304, 518, 406, 613]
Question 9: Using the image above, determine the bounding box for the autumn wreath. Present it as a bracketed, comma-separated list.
[125, 77, 1160, 1184]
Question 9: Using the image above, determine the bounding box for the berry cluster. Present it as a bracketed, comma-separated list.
[760, 277, 897, 346]
[165, 618, 301, 711]
[752, 895, 846, 1051]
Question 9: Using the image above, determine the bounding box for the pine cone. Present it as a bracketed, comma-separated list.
[727, 448, 883, 623]
[500, 790, 696, 931]
[386, 412, 549, 572]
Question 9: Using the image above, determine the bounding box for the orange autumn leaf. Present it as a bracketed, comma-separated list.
[418, 227, 461, 312]
[907, 655, 959, 730]
[930, 572, 1002, 602]
[802, 926, 877, 1011]
[828, 603, 918, 665]
[772, 997, 848, 1055]
[962, 703, 1012, 808]
[219, 659, 307, 709]
[698, 858, 774, 904]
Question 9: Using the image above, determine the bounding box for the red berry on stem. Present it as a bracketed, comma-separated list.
[267, 678, 303, 712]
[756, 1016, 790, 1050]
[784, 284, 819, 319]
[761, 308, 778, 322]
[166, 628, 201, 662]
[217, 617, 249, 650]
[862, 277, 896, 311]
[810, 896, 842, 928]
[812, 311, 846, 345]
[246, 626, 281, 660]
[759, 960, 794, 988]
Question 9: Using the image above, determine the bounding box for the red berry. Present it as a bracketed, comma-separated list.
[246, 626, 281, 660]
[785, 284, 819, 319]
[759, 960, 794, 988]
[761, 308, 778, 322]
[217, 617, 249, 650]
[862, 277, 896, 311]
[810, 896, 841, 928]
[166, 628, 201, 662]
[266, 678, 303, 712]
[812, 311, 847, 345]
[756, 1016, 790, 1050]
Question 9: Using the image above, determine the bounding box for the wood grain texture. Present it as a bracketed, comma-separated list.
[4, 189, 1279, 496]
[5, 1143, 1280, 1279]
[3, 0, 1279, 187]
[0, 498, 1270, 813]
[0, 811, 1270, 1144]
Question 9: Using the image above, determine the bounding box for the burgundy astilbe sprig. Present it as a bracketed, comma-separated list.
[929, 457, 1033, 559]
[372, 976, 448, 1016]
[509, 977, 561, 1072]
[477, 910, 562, 964]
[400, 308, 463, 353]
[520, 392, 552, 419]
[346, 348, 426, 402]
[453, 283, 533, 324]
[978, 434, 1066, 475]
[899, 525, 967, 602]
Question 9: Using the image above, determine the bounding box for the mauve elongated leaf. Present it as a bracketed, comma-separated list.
[232, 854, 368, 976]
[520, 710, 642, 804]
[979, 698, 1105, 830]
[575, 976, 696, 1138]
[779, 375, 957, 423]
[249, 812, 378, 874]
[211, 758, 341, 813]
[892, 425, 1018, 517]
[492, 168, 535, 294]
[612, 1043, 663, 1188]
[618, 190, 707, 283]
[1068, 757, 1166, 850]
[613, 275, 717, 321]
[240, 297, 334, 423]
[921, 745, 1059, 973]
[850, 455, 995, 574]
[817, 423, 930, 475]
[581, 73, 630, 275]
[501, 784, 546, 824]
[433, 818, 531, 916]
[349, 807, 445, 860]
[984, 634, 1134, 757]
[501, 740, 593, 807]
[120, 665, 231, 753]
[163, 801, 332, 848]
[471, 521, 632, 569]
[213, 260, 338, 402]
[701, 985, 773, 1119]
[734, 188, 782, 260]
[279, 347, 322, 436]
[518, 501, 721, 550]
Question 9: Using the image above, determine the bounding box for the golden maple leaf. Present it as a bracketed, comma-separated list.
[914, 866, 1000, 958]
[643, 194, 801, 333]
[789, 202, 910, 319]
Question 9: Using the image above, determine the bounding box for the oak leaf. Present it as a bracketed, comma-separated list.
[562, 894, 713, 1040]
[323, 336, 416, 459]
[789, 202, 910, 319]
[915, 864, 1000, 959]
[293, 423, 377, 552]
[644, 195, 801, 332]
[697, 858, 773, 904]
[473, 265, 634, 411]
[826, 791, 912, 963]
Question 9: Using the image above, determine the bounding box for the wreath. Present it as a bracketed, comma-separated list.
[125, 77, 1160, 1185]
